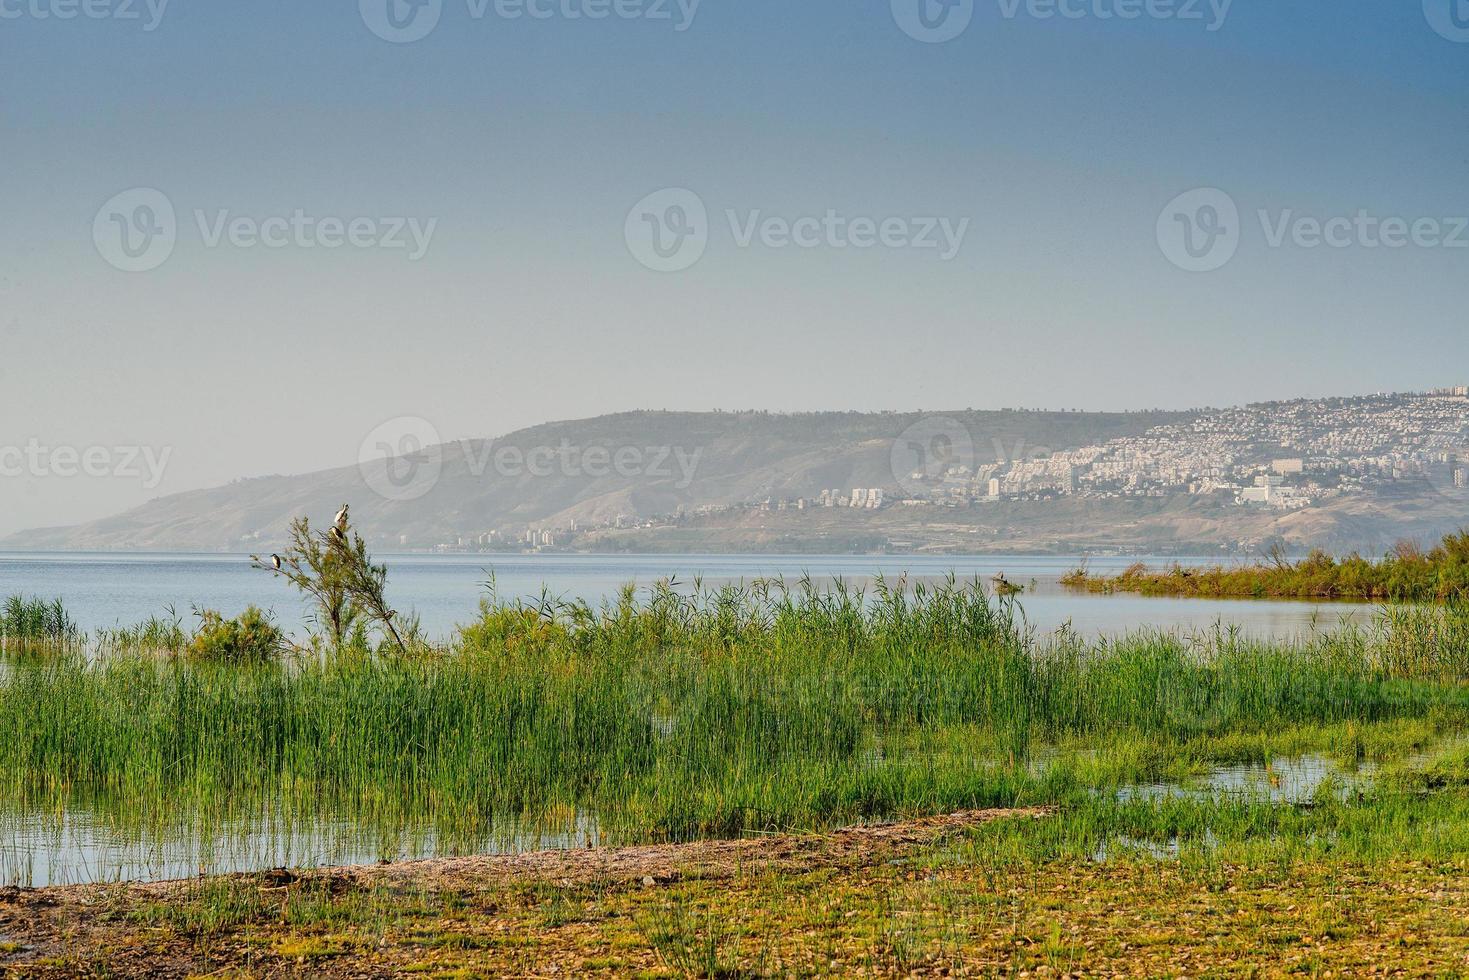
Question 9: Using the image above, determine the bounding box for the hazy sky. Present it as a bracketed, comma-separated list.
[2, 0, 1468, 534]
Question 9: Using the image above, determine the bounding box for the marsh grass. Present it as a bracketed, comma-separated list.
[2, 578, 1469, 866]
[0, 595, 77, 648]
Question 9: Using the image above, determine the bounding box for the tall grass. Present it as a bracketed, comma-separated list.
[0, 595, 78, 647]
[1, 578, 1467, 847]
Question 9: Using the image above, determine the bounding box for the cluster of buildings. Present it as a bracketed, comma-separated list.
[731, 489, 890, 514]
[906, 391, 1469, 511]
[817, 488, 885, 509]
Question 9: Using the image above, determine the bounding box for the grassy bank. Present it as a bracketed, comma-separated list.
[2, 579, 1469, 845]
[1062, 530, 1469, 600]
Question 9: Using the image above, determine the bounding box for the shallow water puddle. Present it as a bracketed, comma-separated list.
[1091, 754, 1376, 862]
[0, 809, 602, 889]
[1114, 754, 1374, 806]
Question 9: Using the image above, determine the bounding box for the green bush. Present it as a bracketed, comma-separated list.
[187, 606, 286, 662]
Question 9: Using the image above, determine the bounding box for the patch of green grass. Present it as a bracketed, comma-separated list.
[636, 892, 766, 979]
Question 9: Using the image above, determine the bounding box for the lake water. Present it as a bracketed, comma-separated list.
[0, 551, 1377, 643]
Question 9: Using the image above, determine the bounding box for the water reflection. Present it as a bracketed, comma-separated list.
[1114, 754, 1375, 806]
[0, 808, 602, 889]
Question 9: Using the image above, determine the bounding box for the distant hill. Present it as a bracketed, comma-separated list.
[2, 410, 1194, 552]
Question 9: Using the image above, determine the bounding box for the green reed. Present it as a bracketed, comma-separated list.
[0, 594, 78, 646]
[1, 578, 1467, 846]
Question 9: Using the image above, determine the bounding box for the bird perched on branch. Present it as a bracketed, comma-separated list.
[334, 504, 350, 532]
[271, 554, 282, 571]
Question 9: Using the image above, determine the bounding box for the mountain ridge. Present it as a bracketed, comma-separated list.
[3, 409, 1196, 552]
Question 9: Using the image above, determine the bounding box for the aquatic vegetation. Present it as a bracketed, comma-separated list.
[96, 606, 188, 654]
[1062, 530, 1469, 600]
[1, 575, 1467, 855]
[0, 595, 78, 646]
[1065, 534, 1469, 600]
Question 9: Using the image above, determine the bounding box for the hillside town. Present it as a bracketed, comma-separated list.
[424, 390, 1469, 553]
[898, 389, 1469, 512]
[679, 390, 1469, 518]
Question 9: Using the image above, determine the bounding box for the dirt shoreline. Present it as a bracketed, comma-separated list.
[0, 808, 1049, 978]
[10, 804, 1466, 977]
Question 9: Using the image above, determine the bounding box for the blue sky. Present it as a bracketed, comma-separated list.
[1, 0, 1467, 531]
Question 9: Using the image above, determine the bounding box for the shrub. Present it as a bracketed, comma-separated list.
[188, 606, 286, 662]
[458, 603, 574, 655]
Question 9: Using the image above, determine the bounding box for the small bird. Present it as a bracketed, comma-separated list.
[334, 504, 350, 531]
[331, 525, 347, 544]
[271, 554, 282, 571]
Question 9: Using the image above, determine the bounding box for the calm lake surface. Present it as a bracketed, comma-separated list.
[0, 551, 1377, 643]
[0, 550, 1383, 887]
